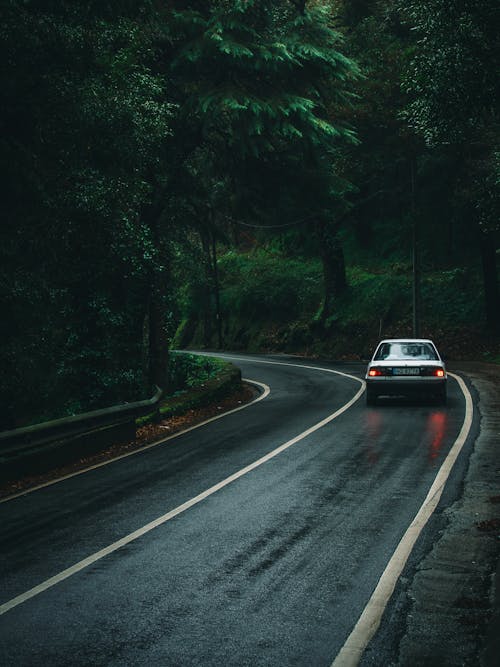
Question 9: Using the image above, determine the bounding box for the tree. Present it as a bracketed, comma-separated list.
[168, 0, 359, 325]
[0, 0, 174, 426]
[330, 1, 420, 258]
[400, 0, 500, 329]
[0, 0, 360, 425]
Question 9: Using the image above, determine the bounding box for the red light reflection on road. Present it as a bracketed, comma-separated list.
[427, 411, 447, 462]
[364, 410, 382, 465]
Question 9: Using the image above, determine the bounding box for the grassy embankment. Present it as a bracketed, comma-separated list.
[137, 352, 241, 427]
[176, 249, 499, 361]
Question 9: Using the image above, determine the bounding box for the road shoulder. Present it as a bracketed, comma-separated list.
[395, 363, 500, 665]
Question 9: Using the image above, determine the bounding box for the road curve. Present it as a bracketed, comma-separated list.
[0, 353, 473, 666]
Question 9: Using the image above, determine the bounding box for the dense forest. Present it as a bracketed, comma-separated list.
[1, 0, 499, 429]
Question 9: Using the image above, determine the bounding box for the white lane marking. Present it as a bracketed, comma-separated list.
[0, 367, 364, 615]
[331, 371, 474, 667]
[210, 353, 364, 385]
[0, 379, 270, 504]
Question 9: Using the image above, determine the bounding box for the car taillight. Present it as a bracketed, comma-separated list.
[421, 367, 446, 377]
[368, 368, 383, 376]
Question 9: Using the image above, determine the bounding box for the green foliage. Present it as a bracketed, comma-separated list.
[180, 248, 489, 355]
[218, 250, 323, 322]
[334, 265, 484, 332]
[335, 267, 410, 325]
[168, 352, 228, 392]
[400, 0, 499, 146]
[170, 0, 359, 203]
[136, 355, 241, 427]
[0, 0, 175, 428]
[398, 0, 499, 328]
[167, 0, 361, 346]
[4, 0, 497, 431]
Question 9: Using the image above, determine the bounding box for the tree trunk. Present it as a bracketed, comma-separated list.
[315, 218, 347, 322]
[211, 230, 223, 349]
[142, 186, 171, 392]
[148, 272, 170, 391]
[142, 308, 150, 395]
[479, 231, 500, 331]
[200, 228, 213, 348]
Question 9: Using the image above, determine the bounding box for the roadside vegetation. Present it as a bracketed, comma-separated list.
[137, 353, 241, 427]
[175, 247, 494, 360]
[2, 0, 498, 430]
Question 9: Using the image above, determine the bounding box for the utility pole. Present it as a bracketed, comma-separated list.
[411, 157, 420, 338]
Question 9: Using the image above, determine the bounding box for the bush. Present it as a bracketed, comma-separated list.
[168, 352, 228, 393]
[218, 250, 323, 322]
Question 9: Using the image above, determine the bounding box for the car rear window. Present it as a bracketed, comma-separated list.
[374, 342, 438, 361]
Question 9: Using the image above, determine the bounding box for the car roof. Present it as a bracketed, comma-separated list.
[377, 338, 435, 344]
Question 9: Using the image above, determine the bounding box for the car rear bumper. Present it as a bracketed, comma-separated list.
[365, 378, 447, 396]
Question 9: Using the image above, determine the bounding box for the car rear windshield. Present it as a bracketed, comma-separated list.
[374, 342, 438, 361]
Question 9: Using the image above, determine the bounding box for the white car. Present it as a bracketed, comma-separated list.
[365, 338, 447, 405]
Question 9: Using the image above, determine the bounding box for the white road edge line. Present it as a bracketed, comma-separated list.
[331, 371, 474, 667]
[0, 378, 270, 504]
[0, 360, 364, 615]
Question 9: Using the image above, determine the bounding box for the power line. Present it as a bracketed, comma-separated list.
[224, 213, 318, 230]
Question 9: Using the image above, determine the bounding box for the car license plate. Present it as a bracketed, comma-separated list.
[393, 367, 420, 376]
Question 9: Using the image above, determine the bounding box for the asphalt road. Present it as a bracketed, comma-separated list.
[0, 353, 476, 666]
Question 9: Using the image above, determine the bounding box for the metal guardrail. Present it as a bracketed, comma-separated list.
[0, 360, 243, 484]
[0, 387, 163, 480]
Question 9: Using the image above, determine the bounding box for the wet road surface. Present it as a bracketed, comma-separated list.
[0, 354, 474, 666]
